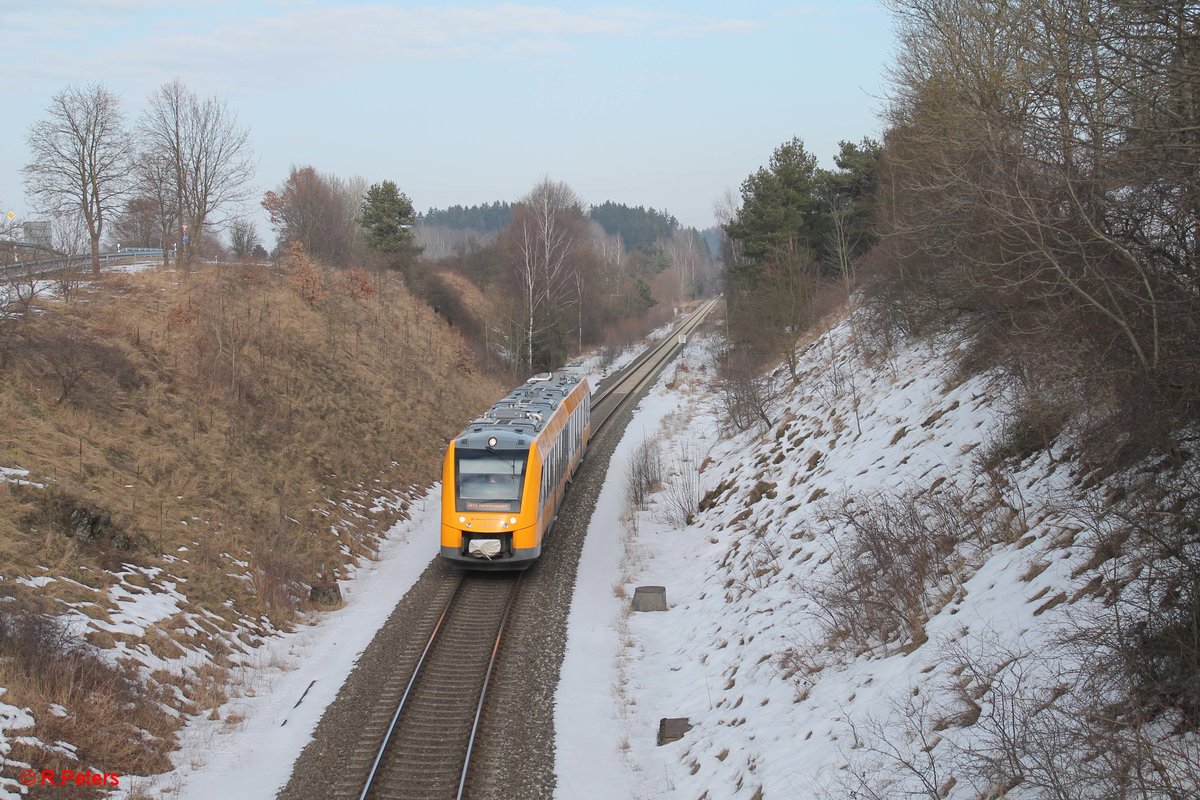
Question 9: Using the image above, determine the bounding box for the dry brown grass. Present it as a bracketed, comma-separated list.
[431, 269, 491, 326]
[802, 485, 1012, 655]
[0, 595, 179, 781]
[0, 260, 507, 775]
[3, 262, 502, 607]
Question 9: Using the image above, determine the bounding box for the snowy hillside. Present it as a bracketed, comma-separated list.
[556, 315, 1157, 799]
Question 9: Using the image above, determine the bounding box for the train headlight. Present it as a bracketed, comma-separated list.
[510, 517, 517, 524]
[459, 516, 466, 523]
[488, 436, 498, 448]
[500, 519, 507, 528]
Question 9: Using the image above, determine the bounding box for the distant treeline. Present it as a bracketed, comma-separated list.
[420, 199, 683, 254]
[418, 201, 512, 232]
[588, 202, 678, 252]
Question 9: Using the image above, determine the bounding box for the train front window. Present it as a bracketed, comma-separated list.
[455, 449, 527, 512]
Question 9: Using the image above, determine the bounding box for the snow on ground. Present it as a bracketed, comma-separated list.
[0, 468, 43, 490]
[0, 260, 160, 319]
[555, 355, 689, 800]
[119, 490, 442, 799]
[555, 318, 1106, 799]
[107, 260, 161, 274]
[0, 690, 36, 800]
[1, 483, 431, 800]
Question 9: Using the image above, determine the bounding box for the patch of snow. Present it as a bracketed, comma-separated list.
[107, 260, 160, 274]
[13, 576, 54, 589]
[0, 466, 45, 489]
[92, 576, 184, 638]
[0, 688, 37, 800]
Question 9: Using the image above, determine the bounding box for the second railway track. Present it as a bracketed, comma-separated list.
[591, 295, 720, 429]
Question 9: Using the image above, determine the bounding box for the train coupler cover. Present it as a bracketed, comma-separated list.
[467, 538, 503, 558]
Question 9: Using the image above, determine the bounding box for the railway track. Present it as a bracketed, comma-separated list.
[353, 297, 719, 799]
[591, 295, 720, 430]
[357, 573, 521, 799]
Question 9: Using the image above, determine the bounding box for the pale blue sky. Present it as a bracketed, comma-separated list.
[2, 1, 894, 236]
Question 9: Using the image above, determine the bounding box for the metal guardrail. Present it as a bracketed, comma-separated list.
[0, 249, 165, 277]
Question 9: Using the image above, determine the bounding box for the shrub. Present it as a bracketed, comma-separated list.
[713, 342, 787, 433]
[1076, 465, 1200, 725]
[657, 438, 704, 528]
[806, 485, 1010, 652]
[342, 267, 376, 300]
[284, 241, 327, 307]
[625, 437, 663, 510]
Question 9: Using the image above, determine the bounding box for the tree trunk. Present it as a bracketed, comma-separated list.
[90, 231, 101, 274]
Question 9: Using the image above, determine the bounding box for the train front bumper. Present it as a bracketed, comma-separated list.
[440, 526, 540, 570]
[439, 543, 540, 569]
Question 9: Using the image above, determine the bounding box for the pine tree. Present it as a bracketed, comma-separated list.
[359, 180, 423, 270]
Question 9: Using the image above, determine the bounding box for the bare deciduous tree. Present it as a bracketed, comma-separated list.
[882, 0, 1200, 435]
[228, 217, 262, 260]
[51, 212, 87, 303]
[512, 178, 584, 370]
[4, 265, 46, 320]
[828, 189, 862, 293]
[131, 147, 178, 266]
[333, 173, 369, 257]
[23, 83, 130, 273]
[141, 80, 255, 267]
[714, 341, 788, 432]
[262, 168, 371, 265]
[589, 220, 627, 295]
[414, 225, 494, 261]
[109, 195, 163, 250]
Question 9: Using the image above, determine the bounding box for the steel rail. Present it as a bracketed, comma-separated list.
[357, 573, 521, 800]
[455, 571, 523, 800]
[357, 575, 465, 800]
[591, 296, 718, 410]
[591, 295, 720, 431]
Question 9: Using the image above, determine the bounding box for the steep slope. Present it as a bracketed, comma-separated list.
[557, 313, 1197, 798]
[0, 262, 504, 797]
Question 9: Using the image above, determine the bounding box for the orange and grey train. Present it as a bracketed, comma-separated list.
[440, 371, 591, 568]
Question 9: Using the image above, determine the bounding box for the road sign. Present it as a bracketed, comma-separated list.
[5, 212, 13, 221]
[182, 234, 189, 244]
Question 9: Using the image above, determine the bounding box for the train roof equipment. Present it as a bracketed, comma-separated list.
[456, 371, 586, 451]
